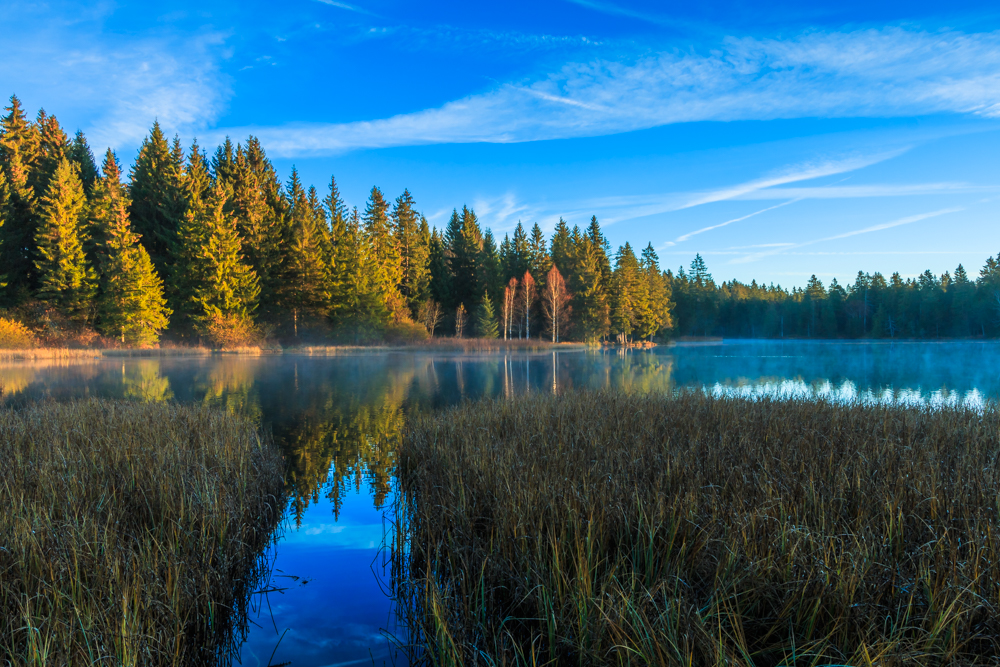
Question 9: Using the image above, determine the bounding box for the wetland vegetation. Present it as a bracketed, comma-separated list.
[0, 400, 283, 665]
[398, 389, 1000, 665]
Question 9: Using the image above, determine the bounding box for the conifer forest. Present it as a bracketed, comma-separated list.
[3, 94, 999, 347]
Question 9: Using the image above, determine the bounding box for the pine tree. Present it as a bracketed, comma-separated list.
[0, 168, 10, 288]
[479, 228, 502, 308]
[192, 185, 261, 326]
[528, 223, 551, 282]
[474, 292, 499, 339]
[573, 236, 610, 342]
[129, 121, 184, 277]
[610, 243, 641, 343]
[98, 197, 171, 346]
[363, 186, 406, 321]
[638, 243, 671, 338]
[32, 109, 70, 199]
[168, 141, 213, 328]
[550, 217, 573, 275]
[446, 206, 483, 311]
[34, 158, 96, 321]
[393, 189, 430, 313]
[281, 171, 331, 336]
[504, 222, 530, 280]
[229, 137, 287, 316]
[86, 149, 127, 270]
[0, 95, 41, 301]
[69, 130, 98, 194]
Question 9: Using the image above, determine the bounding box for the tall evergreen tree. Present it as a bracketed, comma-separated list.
[129, 121, 184, 277]
[446, 206, 483, 311]
[34, 158, 96, 321]
[69, 130, 98, 194]
[98, 197, 171, 345]
[229, 137, 287, 316]
[392, 189, 430, 313]
[573, 236, 610, 342]
[0, 96, 41, 301]
[610, 243, 641, 342]
[281, 170, 331, 335]
[528, 222, 551, 281]
[363, 186, 406, 320]
[86, 149, 127, 269]
[191, 185, 260, 326]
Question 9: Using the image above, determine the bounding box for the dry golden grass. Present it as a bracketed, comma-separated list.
[397, 390, 1000, 666]
[0, 400, 284, 666]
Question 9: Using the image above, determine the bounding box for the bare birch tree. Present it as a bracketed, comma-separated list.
[542, 265, 572, 343]
[518, 271, 536, 340]
[455, 303, 467, 338]
[502, 277, 517, 340]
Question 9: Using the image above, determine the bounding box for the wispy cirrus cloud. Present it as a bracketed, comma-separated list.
[0, 3, 232, 151]
[549, 148, 906, 227]
[219, 27, 1000, 155]
[730, 207, 964, 264]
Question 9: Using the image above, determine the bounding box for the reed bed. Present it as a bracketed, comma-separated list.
[0, 400, 285, 666]
[397, 390, 1000, 666]
[0, 348, 102, 360]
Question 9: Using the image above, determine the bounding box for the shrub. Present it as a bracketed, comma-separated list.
[201, 312, 262, 349]
[384, 320, 430, 344]
[0, 317, 36, 349]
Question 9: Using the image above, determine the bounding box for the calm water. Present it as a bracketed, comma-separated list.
[4, 340, 1000, 665]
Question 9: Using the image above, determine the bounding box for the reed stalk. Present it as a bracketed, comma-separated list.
[0, 400, 285, 665]
[397, 390, 1000, 665]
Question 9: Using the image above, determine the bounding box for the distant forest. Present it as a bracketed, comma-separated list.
[1, 94, 997, 346]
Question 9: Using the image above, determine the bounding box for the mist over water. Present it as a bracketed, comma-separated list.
[1, 340, 996, 665]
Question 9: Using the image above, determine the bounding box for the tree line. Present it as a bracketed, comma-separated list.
[0, 95, 672, 346]
[2, 94, 998, 346]
[671, 254, 1000, 339]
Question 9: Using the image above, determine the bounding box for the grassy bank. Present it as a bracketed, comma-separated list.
[398, 390, 1000, 665]
[0, 400, 285, 665]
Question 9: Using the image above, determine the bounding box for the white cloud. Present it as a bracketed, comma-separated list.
[730, 207, 964, 264]
[217, 27, 1000, 155]
[0, 4, 231, 152]
[662, 199, 802, 247]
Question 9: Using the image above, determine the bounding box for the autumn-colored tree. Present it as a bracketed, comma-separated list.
[542, 265, 572, 343]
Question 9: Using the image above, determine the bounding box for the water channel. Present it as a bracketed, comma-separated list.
[3, 340, 999, 666]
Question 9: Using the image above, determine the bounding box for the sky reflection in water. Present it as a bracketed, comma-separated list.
[2, 341, 999, 665]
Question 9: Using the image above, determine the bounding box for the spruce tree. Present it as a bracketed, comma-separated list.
[363, 186, 405, 321]
[86, 149, 127, 270]
[229, 137, 287, 316]
[32, 109, 70, 199]
[281, 169, 331, 335]
[192, 185, 261, 326]
[69, 130, 98, 194]
[573, 236, 610, 342]
[475, 292, 499, 339]
[0, 96, 41, 301]
[528, 222, 551, 283]
[393, 189, 430, 313]
[550, 217, 573, 275]
[129, 121, 184, 276]
[610, 243, 641, 343]
[446, 206, 483, 312]
[34, 158, 96, 321]
[98, 198, 171, 345]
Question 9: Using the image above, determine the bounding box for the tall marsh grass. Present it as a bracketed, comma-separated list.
[0, 400, 284, 665]
[398, 390, 1000, 665]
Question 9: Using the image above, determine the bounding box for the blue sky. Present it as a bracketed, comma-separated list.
[3, 0, 1000, 286]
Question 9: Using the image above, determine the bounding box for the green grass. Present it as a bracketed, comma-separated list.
[397, 390, 1000, 666]
[0, 400, 284, 666]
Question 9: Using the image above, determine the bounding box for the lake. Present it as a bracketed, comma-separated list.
[3, 340, 999, 666]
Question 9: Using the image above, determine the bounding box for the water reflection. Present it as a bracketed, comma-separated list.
[3, 341, 1000, 665]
